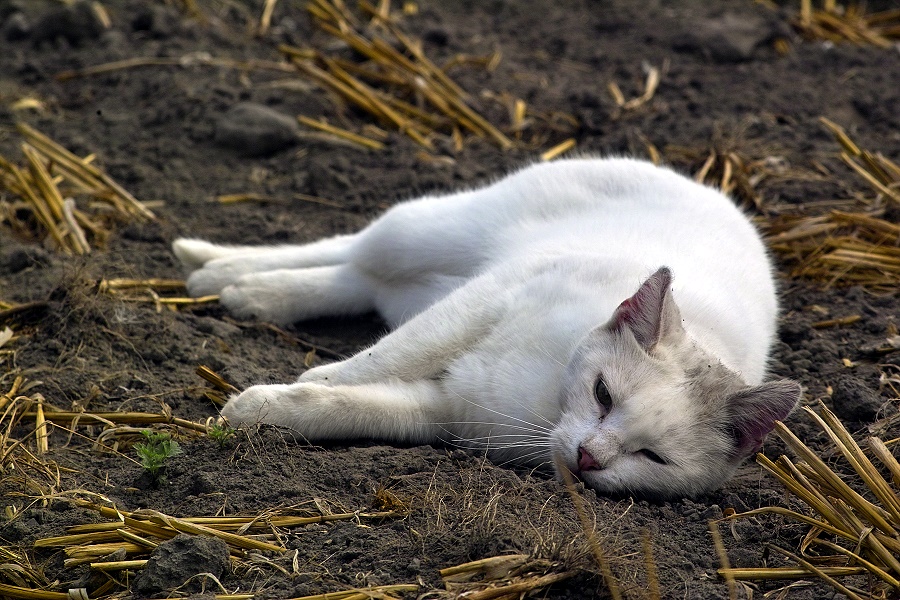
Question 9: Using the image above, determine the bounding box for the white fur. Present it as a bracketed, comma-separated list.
[174, 158, 799, 499]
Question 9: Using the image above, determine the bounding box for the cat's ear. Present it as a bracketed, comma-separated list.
[728, 380, 801, 458]
[611, 266, 682, 351]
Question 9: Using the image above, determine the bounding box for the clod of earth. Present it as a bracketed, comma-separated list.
[133, 534, 231, 595]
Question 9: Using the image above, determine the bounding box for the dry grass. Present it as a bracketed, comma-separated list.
[668, 144, 775, 212]
[721, 402, 900, 599]
[763, 119, 900, 291]
[0, 124, 154, 254]
[34, 499, 404, 561]
[20, 487, 593, 600]
[280, 0, 513, 152]
[794, 1, 900, 47]
[437, 554, 575, 599]
[98, 278, 219, 312]
[607, 63, 662, 114]
[275, 0, 575, 157]
[1, 377, 64, 505]
[660, 123, 810, 213]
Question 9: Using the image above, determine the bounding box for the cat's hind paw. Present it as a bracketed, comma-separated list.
[172, 239, 225, 271]
[219, 275, 303, 325]
[185, 260, 251, 297]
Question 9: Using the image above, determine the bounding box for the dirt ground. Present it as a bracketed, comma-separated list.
[1, 0, 899, 598]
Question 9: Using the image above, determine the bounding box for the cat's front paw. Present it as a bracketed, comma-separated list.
[220, 384, 292, 426]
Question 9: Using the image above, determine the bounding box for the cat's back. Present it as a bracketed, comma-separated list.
[497, 157, 731, 216]
[494, 158, 766, 267]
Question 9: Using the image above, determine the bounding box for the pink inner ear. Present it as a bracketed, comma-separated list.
[612, 267, 672, 350]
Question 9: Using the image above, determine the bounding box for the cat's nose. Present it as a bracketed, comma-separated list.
[577, 446, 601, 471]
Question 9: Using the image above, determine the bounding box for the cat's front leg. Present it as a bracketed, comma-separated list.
[222, 379, 446, 443]
[299, 272, 507, 386]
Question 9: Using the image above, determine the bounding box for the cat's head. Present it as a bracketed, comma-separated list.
[550, 267, 800, 500]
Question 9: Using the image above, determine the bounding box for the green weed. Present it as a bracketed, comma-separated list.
[134, 430, 183, 482]
[208, 423, 236, 448]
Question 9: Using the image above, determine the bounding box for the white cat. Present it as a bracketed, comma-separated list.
[173, 157, 800, 499]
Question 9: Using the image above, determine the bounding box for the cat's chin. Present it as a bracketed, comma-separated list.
[551, 447, 736, 501]
[568, 470, 686, 502]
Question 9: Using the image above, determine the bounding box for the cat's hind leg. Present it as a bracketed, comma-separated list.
[219, 263, 376, 325]
[174, 234, 357, 296]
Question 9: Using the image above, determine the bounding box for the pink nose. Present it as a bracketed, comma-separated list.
[577, 446, 600, 472]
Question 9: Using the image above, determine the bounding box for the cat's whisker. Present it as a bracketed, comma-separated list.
[445, 389, 553, 433]
[507, 396, 557, 428]
[438, 430, 549, 441]
[495, 448, 553, 467]
[435, 420, 550, 436]
[435, 429, 549, 446]
[535, 345, 566, 368]
[436, 436, 544, 452]
[454, 437, 551, 448]
[453, 435, 549, 444]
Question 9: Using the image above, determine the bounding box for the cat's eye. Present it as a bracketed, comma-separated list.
[594, 378, 613, 413]
[637, 449, 668, 465]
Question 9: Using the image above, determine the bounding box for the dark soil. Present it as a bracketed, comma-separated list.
[1, 1, 899, 598]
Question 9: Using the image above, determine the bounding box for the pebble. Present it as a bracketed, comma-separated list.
[134, 534, 231, 595]
[674, 12, 780, 63]
[830, 376, 884, 423]
[196, 316, 242, 338]
[214, 102, 300, 157]
[29, 0, 106, 46]
[2, 11, 28, 41]
[1, 246, 50, 274]
[131, 5, 181, 38]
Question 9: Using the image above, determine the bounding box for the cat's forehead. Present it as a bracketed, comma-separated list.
[613, 376, 697, 426]
[584, 326, 743, 397]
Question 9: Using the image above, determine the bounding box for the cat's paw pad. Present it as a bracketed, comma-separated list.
[220, 384, 291, 426]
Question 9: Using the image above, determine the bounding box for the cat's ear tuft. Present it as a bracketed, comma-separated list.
[728, 380, 801, 458]
[611, 266, 681, 351]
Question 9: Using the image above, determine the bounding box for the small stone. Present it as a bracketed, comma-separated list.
[131, 5, 181, 38]
[134, 534, 231, 595]
[0, 0, 26, 21]
[722, 493, 750, 514]
[830, 377, 884, 423]
[196, 317, 241, 338]
[214, 102, 299, 157]
[121, 221, 165, 243]
[2, 11, 28, 41]
[700, 504, 723, 520]
[1, 247, 50, 274]
[29, 1, 105, 46]
[674, 13, 776, 63]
